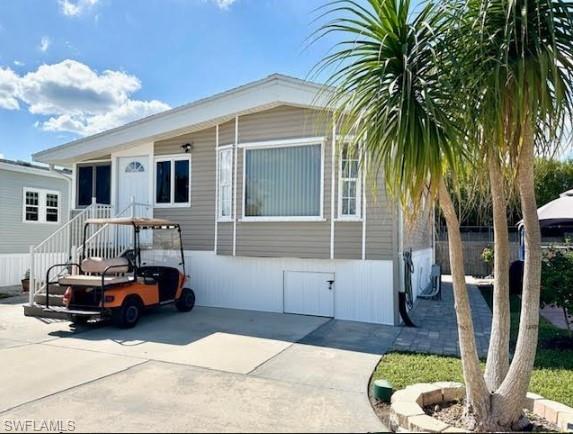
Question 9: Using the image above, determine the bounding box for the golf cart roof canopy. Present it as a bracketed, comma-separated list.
[85, 217, 178, 228]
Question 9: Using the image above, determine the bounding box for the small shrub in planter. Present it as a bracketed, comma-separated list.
[481, 246, 494, 277]
[21, 269, 30, 293]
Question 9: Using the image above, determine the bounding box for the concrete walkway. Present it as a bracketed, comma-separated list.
[0, 303, 393, 433]
[392, 282, 492, 358]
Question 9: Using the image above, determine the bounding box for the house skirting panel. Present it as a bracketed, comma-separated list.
[184, 251, 396, 325]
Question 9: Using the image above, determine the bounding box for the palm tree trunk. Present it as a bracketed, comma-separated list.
[438, 180, 492, 426]
[491, 130, 541, 428]
[484, 151, 511, 390]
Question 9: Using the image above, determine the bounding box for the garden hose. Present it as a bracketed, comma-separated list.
[400, 249, 416, 327]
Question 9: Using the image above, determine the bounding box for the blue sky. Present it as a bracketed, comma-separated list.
[0, 0, 333, 162]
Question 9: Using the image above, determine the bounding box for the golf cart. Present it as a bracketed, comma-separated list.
[42, 217, 196, 328]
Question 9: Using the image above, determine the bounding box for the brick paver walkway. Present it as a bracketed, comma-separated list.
[392, 282, 492, 358]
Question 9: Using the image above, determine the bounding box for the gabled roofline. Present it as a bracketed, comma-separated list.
[33, 74, 334, 165]
[0, 159, 71, 179]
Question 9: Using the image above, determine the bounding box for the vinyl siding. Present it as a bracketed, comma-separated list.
[334, 222, 362, 259]
[0, 169, 69, 254]
[150, 104, 401, 261]
[217, 223, 233, 255]
[153, 127, 216, 251]
[404, 201, 433, 251]
[365, 178, 396, 260]
[218, 119, 236, 146]
[235, 106, 332, 259]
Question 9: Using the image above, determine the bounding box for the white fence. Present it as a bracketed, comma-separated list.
[0, 254, 30, 287]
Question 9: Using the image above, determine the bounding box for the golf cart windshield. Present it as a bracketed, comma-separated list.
[140, 226, 185, 272]
[82, 218, 185, 275]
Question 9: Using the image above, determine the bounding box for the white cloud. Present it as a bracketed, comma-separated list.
[0, 68, 21, 110]
[211, 0, 237, 9]
[39, 36, 51, 53]
[0, 154, 5, 160]
[59, 0, 99, 17]
[43, 99, 170, 136]
[0, 60, 170, 136]
[19, 60, 141, 116]
[13, 60, 24, 67]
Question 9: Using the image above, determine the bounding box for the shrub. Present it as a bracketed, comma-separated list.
[541, 248, 573, 336]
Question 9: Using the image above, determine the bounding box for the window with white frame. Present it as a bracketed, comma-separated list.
[154, 156, 191, 206]
[23, 188, 60, 224]
[244, 143, 322, 219]
[338, 145, 361, 219]
[218, 148, 233, 220]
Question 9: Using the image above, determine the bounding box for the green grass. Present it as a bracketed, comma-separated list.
[372, 288, 573, 407]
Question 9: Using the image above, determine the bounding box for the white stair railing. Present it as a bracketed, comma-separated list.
[29, 198, 113, 305]
[74, 198, 153, 267]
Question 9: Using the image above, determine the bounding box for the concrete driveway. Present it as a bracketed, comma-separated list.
[0, 301, 398, 433]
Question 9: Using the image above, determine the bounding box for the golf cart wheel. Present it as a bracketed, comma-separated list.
[112, 296, 143, 328]
[176, 288, 196, 312]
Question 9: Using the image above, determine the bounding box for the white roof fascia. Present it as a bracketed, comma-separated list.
[33, 75, 333, 165]
[0, 162, 70, 180]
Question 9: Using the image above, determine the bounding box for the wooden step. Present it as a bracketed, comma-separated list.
[36, 284, 67, 296]
[23, 303, 69, 320]
[34, 294, 65, 307]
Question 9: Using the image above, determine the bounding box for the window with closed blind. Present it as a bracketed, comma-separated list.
[244, 143, 323, 220]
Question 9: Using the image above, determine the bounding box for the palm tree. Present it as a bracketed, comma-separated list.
[456, 0, 573, 425]
[313, 0, 492, 427]
[314, 0, 573, 430]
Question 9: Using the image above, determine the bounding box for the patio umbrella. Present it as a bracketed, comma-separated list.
[518, 189, 573, 228]
[535, 189, 573, 228]
[517, 189, 573, 260]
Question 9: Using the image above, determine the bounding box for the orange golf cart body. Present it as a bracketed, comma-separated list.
[42, 217, 196, 328]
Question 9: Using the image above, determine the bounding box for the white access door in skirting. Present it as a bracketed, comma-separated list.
[283, 271, 335, 318]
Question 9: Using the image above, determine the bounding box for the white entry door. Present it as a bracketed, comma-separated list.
[284, 271, 335, 318]
[117, 156, 150, 214]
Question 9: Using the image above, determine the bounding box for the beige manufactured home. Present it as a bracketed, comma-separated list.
[31, 74, 433, 325]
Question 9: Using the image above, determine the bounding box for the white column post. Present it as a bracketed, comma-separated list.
[330, 115, 336, 260]
[214, 124, 220, 254]
[29, 245, 35, 305]
[233, 116, 239, 257]
[362, 148, 367, 261]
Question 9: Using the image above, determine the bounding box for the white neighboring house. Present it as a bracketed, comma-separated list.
[29, 74, 435, 325]
[0, 159, 71, 287]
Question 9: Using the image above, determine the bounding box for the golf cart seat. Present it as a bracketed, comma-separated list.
[81, 257, 130, 274]
[58, 274, 135, 287]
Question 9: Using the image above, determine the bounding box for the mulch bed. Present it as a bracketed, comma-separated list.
[425, 401, 560, 433]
